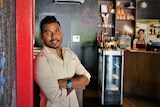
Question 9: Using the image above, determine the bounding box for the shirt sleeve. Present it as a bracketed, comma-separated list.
[133, 38, 137, 44]
[71, 51, 91, 81]
[34, 53, 67, 104]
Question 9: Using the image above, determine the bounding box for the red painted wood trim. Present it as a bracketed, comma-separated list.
[16, 0, 34, 107]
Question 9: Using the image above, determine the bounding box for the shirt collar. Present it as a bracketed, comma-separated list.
[42, 45, 64, 54]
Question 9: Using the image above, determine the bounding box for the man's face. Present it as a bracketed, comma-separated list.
[41, 22, 63, 49]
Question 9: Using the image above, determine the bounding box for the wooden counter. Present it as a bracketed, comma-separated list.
[124, 50, 160, 101]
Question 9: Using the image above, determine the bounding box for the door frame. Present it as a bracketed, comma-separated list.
[16, 0, 34, 107]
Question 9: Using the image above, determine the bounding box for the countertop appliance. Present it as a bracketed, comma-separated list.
[146, 42, 160, 52]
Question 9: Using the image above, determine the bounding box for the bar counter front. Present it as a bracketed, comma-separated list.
[124, 49, 160, 101]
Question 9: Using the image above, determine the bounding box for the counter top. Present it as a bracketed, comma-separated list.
[98, 48, 160, 54]
[127, 49, 160, 54]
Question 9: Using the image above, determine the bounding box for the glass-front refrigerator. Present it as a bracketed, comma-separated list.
[98, 49, 124, 106]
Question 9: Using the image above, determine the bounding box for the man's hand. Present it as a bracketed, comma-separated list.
[58, 79, 67, 88]
[58, 79, 74, 95]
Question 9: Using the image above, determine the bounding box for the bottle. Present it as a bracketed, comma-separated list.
[125, 35, 131, 49]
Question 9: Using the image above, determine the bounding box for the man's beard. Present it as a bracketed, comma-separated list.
[44, 42, 60, 49]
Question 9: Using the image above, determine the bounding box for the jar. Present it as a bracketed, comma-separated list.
[126, 14, 131, 20]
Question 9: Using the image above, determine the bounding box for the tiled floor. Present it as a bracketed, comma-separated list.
[83, 86, 160, 107]
[34, 80, 160, 107]
[83, 79, 160, 107]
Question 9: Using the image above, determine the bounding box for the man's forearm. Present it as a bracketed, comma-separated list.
[70, 75, 90, 89]
[58, 75, 89, 96]
[58, 75, 89, 89]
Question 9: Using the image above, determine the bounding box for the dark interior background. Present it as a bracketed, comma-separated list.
[35, 0, 98, 80]
[34, 0, 159, 106]
[137, 0, 160, 19]
[34, 0, 160, 80]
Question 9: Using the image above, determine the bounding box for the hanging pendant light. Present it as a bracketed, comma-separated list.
[141, 0, 147, 8]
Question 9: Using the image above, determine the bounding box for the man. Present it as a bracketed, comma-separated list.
[34, 16, 91, 107]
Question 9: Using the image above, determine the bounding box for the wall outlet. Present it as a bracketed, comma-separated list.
[72, 35, 80, 42]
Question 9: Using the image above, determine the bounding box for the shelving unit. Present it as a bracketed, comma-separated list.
[115, 0, 136, 38]
[147, 24, 160, 42]
[97, 0, 137, 48]
[97, 0, 136, 106]
[98, 0, 116, 37]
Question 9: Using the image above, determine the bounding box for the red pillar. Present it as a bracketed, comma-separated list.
[16, 0, 34, 107]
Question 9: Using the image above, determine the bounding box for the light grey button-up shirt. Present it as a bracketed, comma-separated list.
[34, 45, 91, 107]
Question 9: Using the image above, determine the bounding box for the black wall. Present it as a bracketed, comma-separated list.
[137, 0, 160, 19]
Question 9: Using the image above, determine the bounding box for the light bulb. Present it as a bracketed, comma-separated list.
[141, 1, 147, 8]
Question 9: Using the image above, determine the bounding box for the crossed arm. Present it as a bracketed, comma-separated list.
[58, 75, 90, 95]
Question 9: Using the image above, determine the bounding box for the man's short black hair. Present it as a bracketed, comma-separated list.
[40, 16, 61, 33]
